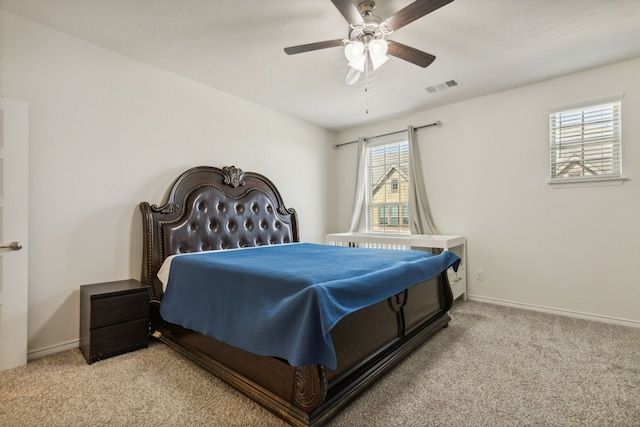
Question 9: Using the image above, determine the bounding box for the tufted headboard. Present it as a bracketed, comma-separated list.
[140, 165, 299, 301]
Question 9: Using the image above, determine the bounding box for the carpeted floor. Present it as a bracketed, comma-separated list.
[1, 300, 639, 426]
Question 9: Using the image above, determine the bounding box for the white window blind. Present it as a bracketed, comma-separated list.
[549, 101, 621, 182]
[366, 139, 410, 233]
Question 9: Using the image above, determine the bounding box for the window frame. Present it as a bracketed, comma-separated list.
[548, 96, 626, 187]
[364, 135, 411, 234]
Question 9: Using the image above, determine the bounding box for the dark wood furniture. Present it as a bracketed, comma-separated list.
[80, 279, 150, 364]
[140, 165, 453, 426]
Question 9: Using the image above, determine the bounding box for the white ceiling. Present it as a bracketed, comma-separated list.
[2, 0, 640, 132]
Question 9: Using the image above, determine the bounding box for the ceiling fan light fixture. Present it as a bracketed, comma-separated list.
[348, 57, 367, 72]
[370, 54, 389, 70]
[368, 39, 388, 58]
[344, 41, 366, 62]
[368, 39, 389, 70]
[344, 66, 362, 85]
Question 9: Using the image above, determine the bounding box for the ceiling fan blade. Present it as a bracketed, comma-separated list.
[331, 0, 364, 25]
[384, 0, 454, 31]
[284, 39, 344, 55]
[387, 41, 436, 68]
[344, 66, 361, 85]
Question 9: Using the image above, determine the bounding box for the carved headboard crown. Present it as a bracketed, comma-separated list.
[140, 165, 299, 300]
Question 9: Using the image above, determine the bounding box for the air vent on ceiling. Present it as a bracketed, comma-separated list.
[425, 79, 461, 94]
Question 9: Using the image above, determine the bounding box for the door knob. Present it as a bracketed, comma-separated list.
[0, 241, 23, 251]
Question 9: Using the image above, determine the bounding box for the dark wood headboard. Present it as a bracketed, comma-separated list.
[140, 165, 299, 300]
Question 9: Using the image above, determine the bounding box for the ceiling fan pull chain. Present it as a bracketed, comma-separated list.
[364, 54, 370, 114]
[365, 84, 369, 114]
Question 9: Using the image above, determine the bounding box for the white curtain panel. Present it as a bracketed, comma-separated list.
[408, 126, 439, 235]
[348, 136, 367, 232]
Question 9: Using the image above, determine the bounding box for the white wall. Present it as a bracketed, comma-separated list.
[1, 10, 336, 355]
[335, 57, 640, 325]
[3, 8, 637, 358]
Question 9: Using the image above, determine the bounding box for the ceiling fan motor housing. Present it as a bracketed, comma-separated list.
[358, 0, 376, 16]
[350, 0, 389, 42]
[349, 17, 386, 43]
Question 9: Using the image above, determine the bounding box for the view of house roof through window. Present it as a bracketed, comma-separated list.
[549, 101, 621, 182]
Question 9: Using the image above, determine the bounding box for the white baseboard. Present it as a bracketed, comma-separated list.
[27, 339, 79, 361]
[466, 294, 640, 328]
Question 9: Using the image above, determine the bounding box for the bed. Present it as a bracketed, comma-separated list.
[140, 165, 457, 426]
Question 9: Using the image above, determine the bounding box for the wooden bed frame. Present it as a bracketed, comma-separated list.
[140, 165, 453, 426]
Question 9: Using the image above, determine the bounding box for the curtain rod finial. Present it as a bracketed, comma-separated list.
[435, 121, 442, 127]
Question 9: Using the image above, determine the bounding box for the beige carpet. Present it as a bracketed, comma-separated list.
[1, 300, 639, 426]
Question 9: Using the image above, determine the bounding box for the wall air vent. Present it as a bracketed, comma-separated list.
[425, 79, 461, 94]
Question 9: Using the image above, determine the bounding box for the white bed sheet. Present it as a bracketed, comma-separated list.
[157, 243, 299, 291]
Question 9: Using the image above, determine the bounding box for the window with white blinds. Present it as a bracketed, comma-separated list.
[549, 101, 621, 182]
[366, 139, 410, 233]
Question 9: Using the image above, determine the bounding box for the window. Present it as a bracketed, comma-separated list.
[549, 101, 621, 183]
[366, 139, 410, 233]
[378, 206, 387, 225]
[402, 205, 409, 225]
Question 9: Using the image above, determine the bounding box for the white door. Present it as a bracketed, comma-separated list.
[0, 97, 29, 371]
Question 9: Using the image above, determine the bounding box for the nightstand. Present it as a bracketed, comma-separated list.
[80, 279, 150, 364]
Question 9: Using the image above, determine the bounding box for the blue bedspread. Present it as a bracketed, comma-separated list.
[159, 243, 459, 368]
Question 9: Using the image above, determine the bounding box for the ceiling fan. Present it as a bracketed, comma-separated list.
[284, 0, 454, 85]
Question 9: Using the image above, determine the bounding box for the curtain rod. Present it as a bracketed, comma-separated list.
[333, 121, 442, 149]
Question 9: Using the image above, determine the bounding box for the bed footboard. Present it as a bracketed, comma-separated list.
[151, 270, 452, 426]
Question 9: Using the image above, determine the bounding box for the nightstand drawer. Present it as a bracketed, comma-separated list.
[80, 279, 150, 364]
[89, 318, 149, 363]
[91, 291, 149, 329]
